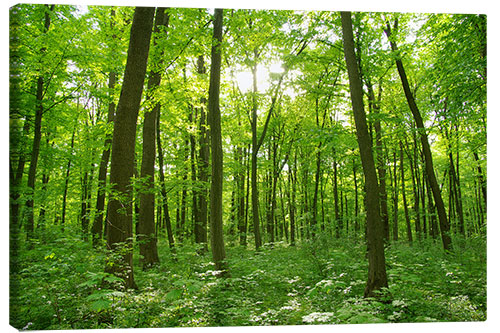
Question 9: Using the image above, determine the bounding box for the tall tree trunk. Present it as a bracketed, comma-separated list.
[341, 12, 388, 298]
[236, 145, 247, 246]
[368, 83, 390, 242]
[392, 150, 399, 241]
[353, 160, 360, 235]
[472, 151, 486, 209]
[207, 8, 228, 275]
[138, 7, 168, 269]
[92, 71, 116, 245]
[92, 8, 117, 246]
[407, 137, 422, 240]
[190, 107, 200, 236]
[385, 20, 451, 251]
[25, 5, 55, 239]
[289, 150, 297, 246]
[156, 100, 175, 249]
[197, 98, 210, 249]
[333, 153, 340, 238]
[61, 128, 76, 232]
[105, 6, 155, 289]
[250, 59, 263, 250]
[400, 141, 413, 243]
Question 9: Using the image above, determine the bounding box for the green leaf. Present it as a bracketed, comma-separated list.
[165, 288, 183, 300]
[349, 313, 386, 324]
[90, 299, 112, 312]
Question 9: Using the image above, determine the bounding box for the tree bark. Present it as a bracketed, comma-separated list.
[92, 70, 116, 245]
[138, 7, 169, 269]
[156, 100, 175, 249]
[368, 83, 390, 242]
[341, 11, 388, 298]
[25, 5, 55, 239]
[207, 8, 228, 275]
[392, 150, 399, 241]
[105, 6, 155, 289]
[400, 141, 413, 243]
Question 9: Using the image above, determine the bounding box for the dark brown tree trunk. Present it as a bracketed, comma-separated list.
[197, 96, 209, 249]
[472, 151, 486, 208]
[193, 55, 208, 248]
[385, 20, 452, 251]
[190, 106, 200, 236]
[236, 145, 247, 246]
[92, 9, 117, 246]
[353, 160, 360, 234]
[92, 71, 115, 245]
[105, 6, 155, 289]
[288, 150, 297, 246]
[368, 83, 390, 242]
[156, 101, 175, 249]
[400, 141, 413, 243]
[392, 150, 399, 241]
[138, 7, 168, 269]
[333, 154, 340, 238]
[207, 8, 228, 275]
[341, 11, 388, 298]
[61, 128, 76, 232]
[250, 59, 263, 250]
[407, 136, 422, 240]
[80, 170, 89, 240]
[25, 4, 55, 240]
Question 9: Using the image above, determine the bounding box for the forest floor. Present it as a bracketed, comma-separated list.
[10, 227, 486, 330]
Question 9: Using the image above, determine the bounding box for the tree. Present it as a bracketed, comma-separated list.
[385, 18, 452, 251]
[207, 8, 228, 275]
[24, 4, 55, 240]
[138, 7, 169, 269]
[105, 6, 155, 289]
[92, 8, 117, 246]
[341, 11, 388, 298]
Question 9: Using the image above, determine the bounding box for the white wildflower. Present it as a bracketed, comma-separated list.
[302, 312, 335, 323]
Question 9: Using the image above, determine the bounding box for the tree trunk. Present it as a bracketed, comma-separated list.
[105, 6, 155, 289]
[92, 8, 117, 246]
[392, 150, 399, 241]
[400, 141, 413, 243]
[341, 11, 388, 298]
[236, 145, 247, 246]
[368, 83, 390, 242]
[61, 128, 76, 232]
[353, 160, 360, 235]
[289, 150, 297, 246]
[92, 70, 116, 245]
[138, 7, 168, 269]
[385, 20, 452, 251]
[333, 156, 340, 238]
[407, 136, 422, 240]
[25, 4, 55, 240]
[207, 8, 228, 275]
[197, 98, 210, 249]
[156, 100, 175, 249]
[250, 59, 263, 250]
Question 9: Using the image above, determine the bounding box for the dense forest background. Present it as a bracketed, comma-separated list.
[6, 0, 495, 331]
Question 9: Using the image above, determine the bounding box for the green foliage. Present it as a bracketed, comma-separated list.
[11, 230, 486, 329]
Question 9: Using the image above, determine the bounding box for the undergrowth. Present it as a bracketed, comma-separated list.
[10, 226, 486, 330]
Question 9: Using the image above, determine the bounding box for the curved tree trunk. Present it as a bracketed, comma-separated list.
[385, 20, 452, 251]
